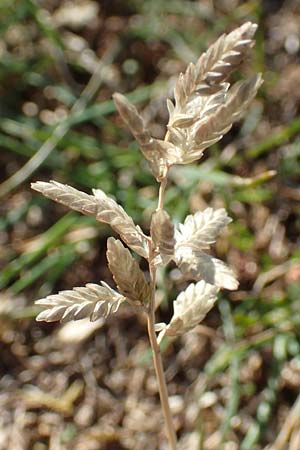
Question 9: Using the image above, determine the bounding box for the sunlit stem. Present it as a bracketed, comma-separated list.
[157, 175, 168, 211]
[147, 260, 177, 450]
[147, 173, 177, 449]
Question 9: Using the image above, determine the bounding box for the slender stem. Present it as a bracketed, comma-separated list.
[157, 175, 168, 211]
[147, 262, 177, 450]
[146, 173, 177, 449]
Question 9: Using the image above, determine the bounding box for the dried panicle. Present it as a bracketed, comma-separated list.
[164, 22, 261, 169]
[31, 181, 148, 258]
[106, 237, 151, 306]
[113, 93, 179, 180]
[35, 282, 125, 323]
[114, 24, 261, 172]
[159, 280, 219, 339]
[30, 23, 260, 447]
[174, 208, 238, 290]
[150, 209, 175, 266]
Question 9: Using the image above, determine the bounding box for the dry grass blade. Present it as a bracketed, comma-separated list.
[35, 282, 126, 323]
[150, 209, 175, 265]
[161, 280, 219, 339]
[31, 181, 148, 258]
[106, 237, 151, 306]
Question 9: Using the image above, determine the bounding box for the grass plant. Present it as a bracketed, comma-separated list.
[31, 23, 261, 449]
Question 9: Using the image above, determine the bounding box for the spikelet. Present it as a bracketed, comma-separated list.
[194, 75, 263, 146]
[92, 188, 149, 257]
[173, 21, 257, 106]
[167, 74, 262, 165]
[175, 208, 232, 250]
[35, 282, 125, 323]
[31, 181, 99, 216]
[113, 93, 179, 180]
[175, 248, 238, 290]
[150, 209, 175, 266]
[106, 237, 151, 306]
[158, 280, 219, 340]
[164, 22, 261, 168]
[31, 181, 148, 258]
[174, 208, 238, 290]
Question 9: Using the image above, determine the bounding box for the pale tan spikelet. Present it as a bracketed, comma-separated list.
[176, 22, 257, 103]
[192, 74, 263, 158]
[150, 209, 175, 265]
[159, 280, 219, 339]
[168, 82, 229, 130]
[174, 208, 238, 290]
[92, 188, 149, 258]
[31, 181, 98, 216]
[175, 248, 239, 290]
[166, 75, 262, 166]
[113, 93, 179, 179]
[113, 92, 152, 146]
[31, 181, 148, 258]
[175, 208, 232, 250]
[35, 282, 126, 323]
[106, 237, 151, 305]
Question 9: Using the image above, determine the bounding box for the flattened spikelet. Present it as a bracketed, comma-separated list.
[31, 181, 148, 258]
[175, 208, 232, 250]
[113, 93, 178, 180]
[92, 188, 149, 258]
[174, 208, 238, 290]
[167, 74, 262, 165]
[150, 209, 175, 265]
[35, 282, 125, 323]
[175, 22, 257, 104]
[194, 74, 263, 149]
[31, 181, 98, 216]
[165, 23, 261, 167]
[176, 249, 238, 290]
[106, 237, 151, 305]
[160, 280, 219, 338]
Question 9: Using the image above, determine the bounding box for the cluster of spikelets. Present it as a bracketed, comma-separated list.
[33, 22, 262, 340]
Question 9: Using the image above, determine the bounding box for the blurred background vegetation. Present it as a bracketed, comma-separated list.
[1, 0, 300, 449]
